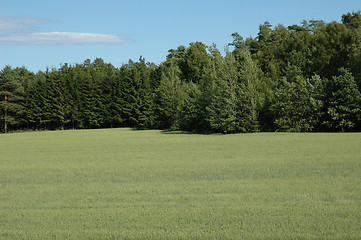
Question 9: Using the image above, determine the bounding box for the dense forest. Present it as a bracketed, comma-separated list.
[1, 12, 361, 133]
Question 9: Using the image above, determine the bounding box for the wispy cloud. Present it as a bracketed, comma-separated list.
[0, 16, 53, 31]
[0, 16, 131, 45]
[0, 32, 132, 45]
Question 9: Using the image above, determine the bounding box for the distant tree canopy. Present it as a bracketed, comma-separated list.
[1, 12, 361, 133]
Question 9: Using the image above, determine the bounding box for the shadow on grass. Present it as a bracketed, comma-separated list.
[161, 130, 208, 135]
[130, 127, 213, 135]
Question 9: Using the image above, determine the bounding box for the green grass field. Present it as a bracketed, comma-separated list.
[0, 129, 360, 239]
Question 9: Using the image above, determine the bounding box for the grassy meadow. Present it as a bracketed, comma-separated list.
[0, 128, 360, 239]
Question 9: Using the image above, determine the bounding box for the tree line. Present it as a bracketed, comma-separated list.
[1, 12, 361, 133]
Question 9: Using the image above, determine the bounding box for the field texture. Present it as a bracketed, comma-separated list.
[0, 129, 360, 239]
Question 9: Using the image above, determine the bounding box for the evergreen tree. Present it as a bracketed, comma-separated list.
[100, 63, 123, 128]
[119, 62, 142, 127]
[49, 69, 69, 130]
[58, 64, 79, 129]
[204, 47, 239, 133]
[36, 70, 53, 129]
[235, 46, 263, 131]
[26, 78, 43, 129]
[135, 58, 154, 128]
[0, 66, 25, 132]
[16, 67, 34, 129]
[178, 82, 201, 132]
[79, 64, 102, 129]
[272, 73, 323, 132]
[154, 61, 184, 129]
[322, 68, 361, 131]
[167, 42, 210, 83]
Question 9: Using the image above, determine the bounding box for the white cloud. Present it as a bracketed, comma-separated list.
[0, 32, 132, 45]
[0, 16, 131, 45]
[0, 16, 53, 31]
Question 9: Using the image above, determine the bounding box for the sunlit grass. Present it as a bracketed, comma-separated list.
[1, 129, 360, 239]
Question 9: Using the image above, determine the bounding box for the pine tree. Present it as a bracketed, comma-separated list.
[66, 64, 83, 129]
[33, 70, 53, 129]
[49, 70, 67, 130]
[178, 82, 201, 132]
[26, 79, 43, 129]
[100, 63, 123, 128]
[0, 66, 25, 132]
[79, 67, 102, 129]
[58, 63, 78, 129]
[272, 75, 322, 132]
[135, 58, 154, 128]
[322, 68, 361, 131]
[154, 61, 185, 129]
[16, 67, 34, 129]
[204, 48, 239, 133]
[235, 47, 263, 131]
[119, 62, 141, 127]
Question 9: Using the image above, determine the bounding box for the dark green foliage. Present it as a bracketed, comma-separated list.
[119, 58, 154, 128]
[26, 78, 45, 129]
[167, 42, 210, 84]
[178, 82, 201, 131]
[154, 62, 184, 129]
[272, 73, 323, 132]
[1, 11, 361, 133]
[204, 48, 239, 133]
[0, 66, 26, 132]
[322, 68, 361, 131]
[79, 71, 102, 128]
[235, 47, 264, 132]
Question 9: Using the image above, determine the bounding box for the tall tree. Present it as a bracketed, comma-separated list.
[342, 11, 361, 90]
[178, 81, 201, 132]
[167, 42, 210, 83]
[79, 62, 103, 129]
[235, 46, 264, 131]
[119, 61, 142, 128]
[0, 66, 25, 132]
[272, 72, 323, 132]
[204, 47, 240, 133]
[322, 68, 361, 131]
[48, 69, 69, 130]
[154, 61, 184, 129]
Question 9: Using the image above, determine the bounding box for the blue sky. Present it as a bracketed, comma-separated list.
[0, 0, 360, 72]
